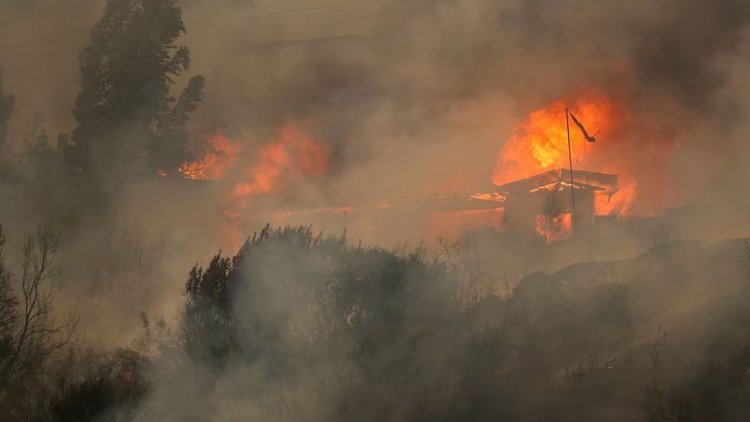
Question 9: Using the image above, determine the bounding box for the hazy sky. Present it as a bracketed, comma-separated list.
[0, 0, 419, 148]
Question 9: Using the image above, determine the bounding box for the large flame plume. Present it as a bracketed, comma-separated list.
[493, 93, 640, 218]
[493, 94, 617, 185]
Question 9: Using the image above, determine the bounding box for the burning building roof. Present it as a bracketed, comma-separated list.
[490, 168, 621, 243]
[495, 168, 619, 197]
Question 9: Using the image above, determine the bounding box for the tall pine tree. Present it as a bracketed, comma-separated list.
[73, 0, 205, 173]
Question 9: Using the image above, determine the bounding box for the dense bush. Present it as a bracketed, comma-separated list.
[1, 224, 749, 421]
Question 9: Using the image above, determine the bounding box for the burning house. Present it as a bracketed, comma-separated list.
[425, 168, 620, 244]
[496, 168, 619, 242]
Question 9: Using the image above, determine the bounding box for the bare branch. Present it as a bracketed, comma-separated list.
[0, 225, 78, 392]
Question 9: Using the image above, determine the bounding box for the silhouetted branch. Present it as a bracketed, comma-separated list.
[0, 225, 79, 391]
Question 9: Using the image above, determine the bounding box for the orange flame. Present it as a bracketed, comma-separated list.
[595, 176, 637, 216]
[493, 94, 617, 185]
[494, 93, 640, 218]
[221, 123, 330, 250]
[535, 213, 572, 244]
[179, 132, 242, 181]
[179, 123, 330, 250]
[231, 123, 329, 203]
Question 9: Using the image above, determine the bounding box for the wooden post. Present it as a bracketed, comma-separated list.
[566, 107, 576, 231]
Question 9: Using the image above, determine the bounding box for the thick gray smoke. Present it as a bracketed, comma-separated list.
[1, 0, 750, 397]
[2, 0, 749, 216]
[1, 1, 750, 421]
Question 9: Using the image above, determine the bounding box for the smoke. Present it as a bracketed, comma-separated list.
[0, 0, 749, 394]
[0, 0, 101, 151]
[169, 0, 750, 241]
[2, 0, 749, 211]
[2, 0, 750, 420]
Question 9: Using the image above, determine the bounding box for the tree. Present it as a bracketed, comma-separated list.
[72, 0, 205, 173]
[0, 225, 78, 396]
[180, 224, 459, 384]
[46, 348, 149, 422]
[0, 68, 14, 152]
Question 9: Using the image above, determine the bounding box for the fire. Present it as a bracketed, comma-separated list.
[223, 123, 329, 250]
[595, 176, 637, 216]
[493, 94, 617, 186]
[178, 123, 328, 200]
[535, 213, 572, 244]
[493, 92, 641, 219]
[231, 124, 329, 204]
[178, 92, 670, 247]
[178, 123, 330, 250]
[179, 132, 242, 181]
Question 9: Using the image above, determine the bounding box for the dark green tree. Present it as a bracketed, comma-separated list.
[0, 68, 14, 152]
[181, 225, 459, 379]
[72, 0, 205, 173]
